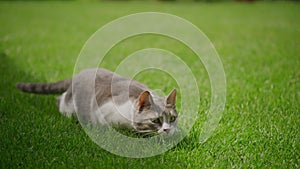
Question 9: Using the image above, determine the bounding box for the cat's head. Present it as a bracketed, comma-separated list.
[133, 89, 178, 135]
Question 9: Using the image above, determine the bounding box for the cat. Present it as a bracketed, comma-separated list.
[16, 68, 178, 135]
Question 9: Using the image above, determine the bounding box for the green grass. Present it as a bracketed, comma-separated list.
[1, 1, 299, 168]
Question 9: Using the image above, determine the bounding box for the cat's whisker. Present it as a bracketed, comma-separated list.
[143, 133, 157, 137]
[134, 130, 159, 138]
[136, 130, 157, 134]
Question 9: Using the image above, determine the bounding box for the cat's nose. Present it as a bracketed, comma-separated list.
[163, 128, 171, 133]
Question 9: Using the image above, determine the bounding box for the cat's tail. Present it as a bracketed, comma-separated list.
[16, 79, 72, 94]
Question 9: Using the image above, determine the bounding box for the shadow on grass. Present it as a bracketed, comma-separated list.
[0, 51, 68, 167]
[0, 51, 33, 110]
[0, 51, 51, 111]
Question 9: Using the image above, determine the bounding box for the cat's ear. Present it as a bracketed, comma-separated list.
[166, 89, 177, 107]
[138, 91, 153, 111]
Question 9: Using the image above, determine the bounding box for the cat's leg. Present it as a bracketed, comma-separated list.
[57, 90, 75, 117]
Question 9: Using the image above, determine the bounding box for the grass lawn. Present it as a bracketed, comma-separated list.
[0, 1, 299, 168]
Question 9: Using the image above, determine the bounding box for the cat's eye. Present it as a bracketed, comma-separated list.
[170, 116, 177, 122]
[151, 118, 161, 124]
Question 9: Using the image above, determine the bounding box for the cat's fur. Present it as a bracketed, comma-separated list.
[17, 68, 178, 135]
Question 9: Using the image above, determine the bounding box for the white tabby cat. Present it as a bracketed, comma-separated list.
[17, 68, 178, 135]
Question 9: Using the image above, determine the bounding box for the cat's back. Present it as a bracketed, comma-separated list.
[74, 68, 123, 83]
[73, 68, 149, 104]
[74, 68, 139, 86]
